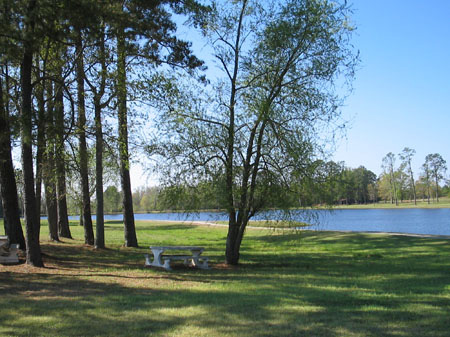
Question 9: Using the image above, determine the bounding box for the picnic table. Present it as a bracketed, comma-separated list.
[144, 246, 209, 270]
[0, 235, 19, 265]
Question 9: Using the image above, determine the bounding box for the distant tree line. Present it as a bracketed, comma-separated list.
[123, 149, 449, 212]
[380, 149, 448, 205]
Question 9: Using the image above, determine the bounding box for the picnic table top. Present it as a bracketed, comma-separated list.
[150, 246, 204, 251]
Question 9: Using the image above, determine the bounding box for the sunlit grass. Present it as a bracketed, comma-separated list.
[1, 220, 449, 336]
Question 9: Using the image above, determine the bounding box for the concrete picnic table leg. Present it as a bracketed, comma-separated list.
[190, 249, 209, 269]
[151, 248, 164, 268]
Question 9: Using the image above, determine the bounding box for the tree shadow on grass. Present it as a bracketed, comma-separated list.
[104, 220, 124, 225]
[0, 269, 288, 336]
[105, 223, 199, 232]
[1, 233, 449, 336]
[2, 262, 448, 337]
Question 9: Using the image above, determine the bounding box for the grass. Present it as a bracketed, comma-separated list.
[1, 220, 449, 337]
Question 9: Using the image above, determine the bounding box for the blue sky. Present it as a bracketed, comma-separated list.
[131, 0, 450, 188]
[332, 0, 450, 176]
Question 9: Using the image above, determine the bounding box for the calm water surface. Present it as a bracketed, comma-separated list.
[69, 208, 450, 236]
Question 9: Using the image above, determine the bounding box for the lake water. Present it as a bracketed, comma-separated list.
[68, 208, 450, 236]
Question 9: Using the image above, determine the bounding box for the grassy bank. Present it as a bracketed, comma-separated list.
[330, 197, 450, 209]
[1, 221, 449, 337]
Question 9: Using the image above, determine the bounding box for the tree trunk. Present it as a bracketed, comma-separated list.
[224, 1, 248, 265]
[20, 1, 44, 266]
[94, 100, 105, 248]
[44, 174, 59, 241]
[94, 25, 107, 249]
[0, 71, 26, 250]
[225, 213, 248, 265]
[117, 29, 137, 247]
[435, 176, 439, 203]
[43, 83, 59, 241]
[54, 66, 72, 238]
[76, 32, 94, 245]
[225, 213, 240, 265]
[35, 62, 45, 239]
[412, 182, 417, 205]
[79, 205, 84, 227]
[426, 171, 431, 204]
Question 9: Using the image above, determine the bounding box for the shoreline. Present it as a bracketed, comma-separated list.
[136, 219, 450, 239]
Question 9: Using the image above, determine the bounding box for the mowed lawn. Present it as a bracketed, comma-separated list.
[1, 221, 449, 337]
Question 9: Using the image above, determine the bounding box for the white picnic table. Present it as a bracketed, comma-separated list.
[0, 235, 19, 264]
[144, 246, 209, 270]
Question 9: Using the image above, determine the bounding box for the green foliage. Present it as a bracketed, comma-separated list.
[295, 162, 378, 206]
[148, 0, 358, 217]
[103, 186, 122, 213]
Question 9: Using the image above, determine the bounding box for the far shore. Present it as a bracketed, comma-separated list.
[326, 198, 450, 210]
[103, 197, 450, 216]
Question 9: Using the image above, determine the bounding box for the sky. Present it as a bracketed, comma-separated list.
[331, 0, 450, 176]
[130, 0, 450, 188]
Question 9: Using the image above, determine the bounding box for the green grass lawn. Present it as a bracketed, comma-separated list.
[1, 220, 449, 337]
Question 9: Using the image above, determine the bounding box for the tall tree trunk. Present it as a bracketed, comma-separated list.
[94, 99, 105, 248]
[94, 25, 107, 249]
[0, 70, 26, 250]
[224, 0, 248, 265]
[410, 173, 416, 205]
[35, 62, 45, 239]
[43, 83, 59, 241]
[76, 32, 94, 245]
[54, 66, 72, 238]
[117, 29, 137, 247]
[20, 0, 43, 266]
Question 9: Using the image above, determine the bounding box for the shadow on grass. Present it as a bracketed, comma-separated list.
[1, 232, 449, 336]
[104, 220, 124, 225]
[104, 223, 199, 232]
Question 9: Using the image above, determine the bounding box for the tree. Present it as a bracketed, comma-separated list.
[399, 147, 417, 205]
[104, 186, 122, 214]
[42, 81, 59, 242]
[425, 153, 447, 202]
[112, 0, 207, 247]
[0, 66, 26, 249]
[352, 166, 377, 204]
[420, 161, 432, 203]
[53, 51, 72, 239]
[116, 22, 138, 247]
[148, 0, 358, 264]
[75, 29, 95, 246]
[382, 152, 398, 206]
[19, 0, 44, 266]
[84, 20, 116, 249]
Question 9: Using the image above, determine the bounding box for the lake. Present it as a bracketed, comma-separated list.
[68, 208, 450, 236]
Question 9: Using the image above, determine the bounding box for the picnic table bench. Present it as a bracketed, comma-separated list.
[144, 246, 209, 270]
[0, 235, 19, 265]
